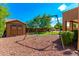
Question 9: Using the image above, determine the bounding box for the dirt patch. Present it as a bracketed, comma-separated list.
[0, 35, 78, 56]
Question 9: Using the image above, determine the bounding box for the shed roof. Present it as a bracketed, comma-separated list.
[6, 19, 26, 25]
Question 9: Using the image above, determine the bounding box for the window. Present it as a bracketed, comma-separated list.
[73, 23, 78, 29]
[67, 22, 70, 28]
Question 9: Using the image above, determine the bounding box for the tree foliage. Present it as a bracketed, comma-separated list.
[0, 6, 9, 37]
[0, 6, 9, 19]
[27, 14, 51, 29]
[54, 23, 62, 30]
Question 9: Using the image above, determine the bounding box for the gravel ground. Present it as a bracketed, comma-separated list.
[0, 35, 78, 56]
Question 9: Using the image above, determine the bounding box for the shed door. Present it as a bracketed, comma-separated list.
[10, 24, 23, 36]
[10, 24, 17, 36]
[17, 25, 23, 35]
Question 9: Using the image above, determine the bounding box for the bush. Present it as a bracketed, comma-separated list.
[73, 30, 78, 48]
[73, 30, 78, 41]
[61, 31, 74, 46]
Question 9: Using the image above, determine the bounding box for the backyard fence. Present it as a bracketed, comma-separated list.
[26, 28, 55, 33]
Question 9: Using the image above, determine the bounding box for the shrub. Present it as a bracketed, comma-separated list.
[73, 30, 78, 48]
[61, 31, 74, 46]
[73, 30, 78, 41]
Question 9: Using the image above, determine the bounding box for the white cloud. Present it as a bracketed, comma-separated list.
[58, 3, 78, 12]
[58, 4, 67, 12]
[50, 17, 62, 27]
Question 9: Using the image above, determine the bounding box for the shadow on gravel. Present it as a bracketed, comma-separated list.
[15, 34, 54, 51]
[15, 38, 64, 51]
[15, 35, 64, 51]
[15, 41, 51, 51]
[52, 38, 64, 51]
[63, 51, 72, 55]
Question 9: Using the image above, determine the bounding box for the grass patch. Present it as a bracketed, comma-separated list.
[30, 31, 60, 36]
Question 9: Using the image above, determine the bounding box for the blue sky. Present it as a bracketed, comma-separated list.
[3, 3, 78, 27]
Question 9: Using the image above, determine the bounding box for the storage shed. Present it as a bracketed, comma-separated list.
[6, 19, 26, 37]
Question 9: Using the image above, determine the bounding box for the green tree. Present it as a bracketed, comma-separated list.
[27, 15, 41, 28]
[27, 14, 51, 29]
[54, 23, 62, 30]
[39, 14, 51, 28]
[0, 6, 9, 37]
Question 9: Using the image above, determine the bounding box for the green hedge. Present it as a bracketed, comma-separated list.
[61, 31, 74, 46]
[73, 30, 78, 41]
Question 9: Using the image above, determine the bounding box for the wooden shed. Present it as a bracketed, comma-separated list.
[6, 19, 26, 37]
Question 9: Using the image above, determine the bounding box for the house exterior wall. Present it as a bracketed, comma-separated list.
[62, 7, 79, 50]
[6, 21, 26, 37]
[63, 7, 79, 31]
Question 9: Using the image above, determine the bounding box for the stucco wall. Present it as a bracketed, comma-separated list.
[63, 7, 79, 31]
[63, 7, 79, 21]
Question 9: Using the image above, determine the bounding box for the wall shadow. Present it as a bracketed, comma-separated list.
[52, 38, 64, 51]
